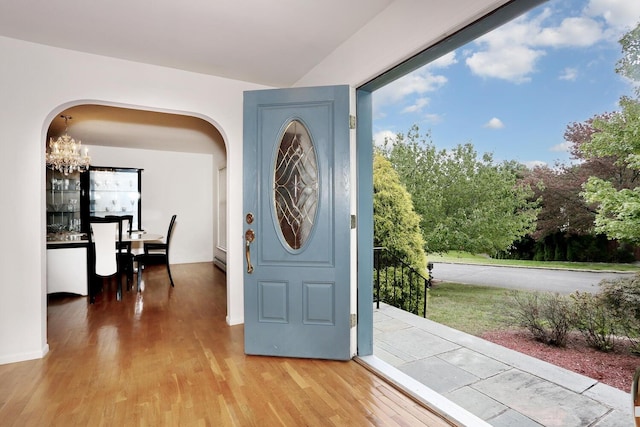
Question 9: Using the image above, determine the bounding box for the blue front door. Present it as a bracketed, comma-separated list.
[243, 86, 351, 360]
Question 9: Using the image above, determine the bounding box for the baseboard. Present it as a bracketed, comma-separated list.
[226, 314, 244, 326]
[214, 256, 227, 272]
[0, 343, 49, 366]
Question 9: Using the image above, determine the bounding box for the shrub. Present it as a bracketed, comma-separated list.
[508, 291, 573, 347]
[599, 273, 640, 353]
[571, 291, 617, 352]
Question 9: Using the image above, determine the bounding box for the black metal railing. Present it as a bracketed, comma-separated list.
[374, 247, 433, 317]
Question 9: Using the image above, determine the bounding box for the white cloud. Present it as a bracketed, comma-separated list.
[424, 113, 444, 124]
[535, 17, 603, 47]
[464, 1, 640, 84]
[466, 45, 544, 83]
[375, 68, 448, 106]
[559, 67, 578, 81]
[373, 130, 397, 148]
[550, 141, 572, 152]
[466, 14, 546, 82]
[484, 117, 505, 129]
[373, 51, 458, 113]
[402, 97, 429, 113]
[427, 51, 457, 69]
[586, 0, 640, 31]
[373, 66, 450, 118]
[524, 160, 548, 169]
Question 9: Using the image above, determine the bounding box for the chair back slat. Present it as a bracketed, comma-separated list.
[92, 222, 118, 276]
[88, 216, 125, 302]
[166, 214, 177, 245]
[122, 217, 131, 234]
[106, 214, 133, 252]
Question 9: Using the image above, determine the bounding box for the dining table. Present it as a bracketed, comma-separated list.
[46, 230, 163, 298]
[46, 230, 163, 243]
[124, 231, 163, 243]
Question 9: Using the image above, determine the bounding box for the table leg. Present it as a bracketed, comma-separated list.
[136, 257, 144, 292]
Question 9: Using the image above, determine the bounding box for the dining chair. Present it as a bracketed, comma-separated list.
[106, 214, 135, 289]
[89, 216, 124, 303]
[140, 214, 177, 287]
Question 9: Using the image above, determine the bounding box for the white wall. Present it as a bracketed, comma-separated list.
[86, 145, 216, 264]
[295, 0, 510, 87]
[0, 0, 513, 365]
[0, 35, 267, 365]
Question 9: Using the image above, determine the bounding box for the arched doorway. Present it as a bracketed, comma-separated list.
[44, 102, 229, 325]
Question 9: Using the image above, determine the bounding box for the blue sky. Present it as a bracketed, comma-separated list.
[372, 0, 640, 168]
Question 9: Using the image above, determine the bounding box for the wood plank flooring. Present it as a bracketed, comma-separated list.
[0, 263, 453, 426]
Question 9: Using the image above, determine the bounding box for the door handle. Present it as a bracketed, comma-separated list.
[245, 229, 255, 274]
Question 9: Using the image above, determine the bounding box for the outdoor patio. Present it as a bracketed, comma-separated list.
[370, 303, 631, 427]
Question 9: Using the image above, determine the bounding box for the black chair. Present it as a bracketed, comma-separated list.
[139, 215, 177, 287]
[88, 216, 124, 303]
[106, 214, 135, 288]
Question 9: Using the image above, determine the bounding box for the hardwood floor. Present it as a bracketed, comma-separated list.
[0, 263, 453, 426]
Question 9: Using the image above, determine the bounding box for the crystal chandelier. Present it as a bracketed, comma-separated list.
[46, 115, 91, 175]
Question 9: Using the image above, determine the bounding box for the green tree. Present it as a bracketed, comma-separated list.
[616, 21, 640, 92]
[373, 152, 427, 275]
[382, 125, 538, 255]
[580, 22, 640, 242]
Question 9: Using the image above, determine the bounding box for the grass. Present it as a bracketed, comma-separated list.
[415, 251, 640, 337]
[425, 282, 522, 336]
[428, 251, 640, 272]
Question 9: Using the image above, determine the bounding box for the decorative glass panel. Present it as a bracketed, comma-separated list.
[273, 120, 318, 250]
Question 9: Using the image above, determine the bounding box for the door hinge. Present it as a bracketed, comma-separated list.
[351, 214, 356, 229]
[350, 313, 357, 328]
[349, 115, 356, 129]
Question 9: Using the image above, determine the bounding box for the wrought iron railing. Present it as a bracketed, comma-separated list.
[373, 247, 432, 317]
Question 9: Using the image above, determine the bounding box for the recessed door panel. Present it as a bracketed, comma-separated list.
[258, 281, 288, 323]
[303, 282, 335, 325]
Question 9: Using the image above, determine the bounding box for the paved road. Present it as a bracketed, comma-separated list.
[432, 262, 635, 294]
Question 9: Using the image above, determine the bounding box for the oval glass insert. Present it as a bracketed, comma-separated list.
[273, 120, 318, 250]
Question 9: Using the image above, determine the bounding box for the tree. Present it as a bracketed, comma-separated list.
[572, 22, 640, 243]
[524, 113, 639, 241]
[521, 164, 589, 240]
[382, 125, 538, 255]
[583, 176, 640, 242]
[616, 21, 640, 92]
[373, 152, 427, 275]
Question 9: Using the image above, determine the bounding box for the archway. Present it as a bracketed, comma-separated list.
[44, 102, 229, 334]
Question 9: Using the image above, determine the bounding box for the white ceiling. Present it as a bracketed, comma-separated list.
[0, 0, 504, 153]
[47, 105, 224, 154]
[0, 0, 394, 88]
[0, 0, 395, 152]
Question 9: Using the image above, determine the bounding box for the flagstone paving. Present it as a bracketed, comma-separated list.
[372, 303, 631, 426]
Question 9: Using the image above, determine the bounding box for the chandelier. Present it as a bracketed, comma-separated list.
[46, 115, 91, 175]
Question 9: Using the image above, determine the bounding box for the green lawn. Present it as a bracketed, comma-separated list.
[425, 282, 526, 336]
[428, 251, 640, 272]
[396, 252, 640, 337]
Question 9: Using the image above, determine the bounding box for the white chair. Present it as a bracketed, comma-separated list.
[89, 216, 124, 303]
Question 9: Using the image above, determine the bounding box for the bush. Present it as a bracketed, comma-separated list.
[508, 291, 573, 347]
[570, 291, 617, 352]
[599, 273, 640, 353]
